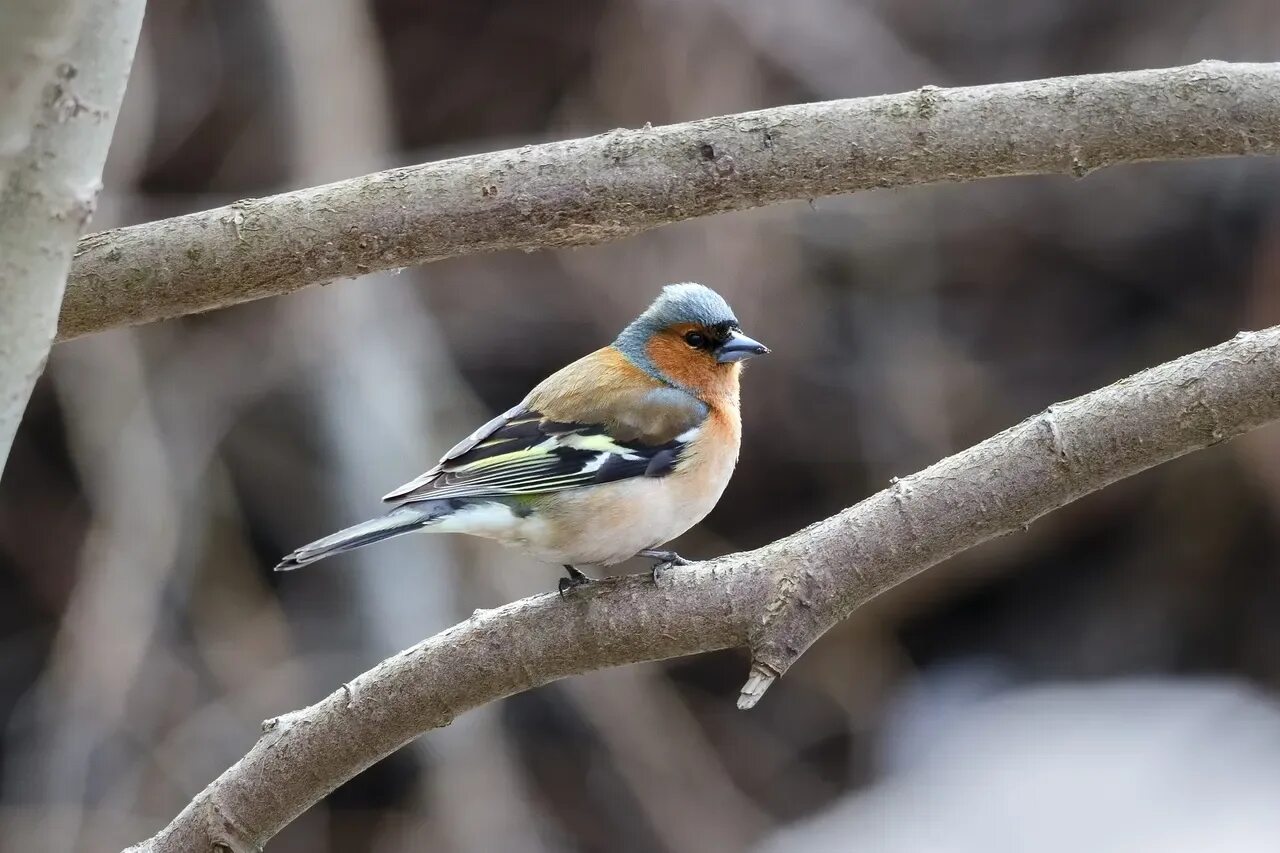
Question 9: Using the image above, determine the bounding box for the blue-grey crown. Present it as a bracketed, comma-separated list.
[613, 283, 739, 383]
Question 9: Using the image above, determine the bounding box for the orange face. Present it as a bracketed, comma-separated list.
[645, 322, 742, 405]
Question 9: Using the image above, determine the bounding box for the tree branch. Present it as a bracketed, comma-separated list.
[0, 0, 145, 471]
[0, 0, 84, 185]
[127, 326, 1280, 851]
[61, 61, 1280, 341]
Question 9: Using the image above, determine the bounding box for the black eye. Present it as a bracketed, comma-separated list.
[684, 331, 708, 349]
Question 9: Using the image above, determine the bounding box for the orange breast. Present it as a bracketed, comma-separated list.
[644, 329, 743, 413]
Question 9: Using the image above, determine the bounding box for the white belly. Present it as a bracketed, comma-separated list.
[528, 474, 727, 565]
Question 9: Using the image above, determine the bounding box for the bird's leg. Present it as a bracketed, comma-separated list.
[558, 564, 593, 597]
[637, 549, 691, 583]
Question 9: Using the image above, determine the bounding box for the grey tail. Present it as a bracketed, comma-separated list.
[275, 504, 440, 571]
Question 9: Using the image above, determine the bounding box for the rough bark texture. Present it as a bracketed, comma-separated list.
[126, 326, 1280, 852]
[61, 61, 1280, 341]
[0, 0, 144, 471]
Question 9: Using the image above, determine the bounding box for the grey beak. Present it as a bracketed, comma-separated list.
[715, 330, 771, 363]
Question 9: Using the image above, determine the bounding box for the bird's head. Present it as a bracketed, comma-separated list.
[614, 283, 769, 396]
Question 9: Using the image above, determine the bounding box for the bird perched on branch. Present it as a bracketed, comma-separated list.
[276, 283, 769, 593]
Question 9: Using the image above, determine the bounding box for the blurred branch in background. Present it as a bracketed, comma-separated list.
[6, 334, 178, 852]
[0, 0, 143, 471]
[3, 319, 315, 849]
[128, 326, 1280, 852]
[58, 61, 1280, 341]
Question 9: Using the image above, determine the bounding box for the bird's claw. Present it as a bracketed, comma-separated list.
[558, 565, 593, 598]
[557, 576, 593, 597]
[642, 550, 691, 584]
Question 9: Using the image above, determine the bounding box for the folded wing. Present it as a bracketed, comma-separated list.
[382, 386, 708, 505]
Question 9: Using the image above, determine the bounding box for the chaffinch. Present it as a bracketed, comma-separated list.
[276, 282, 769, 593]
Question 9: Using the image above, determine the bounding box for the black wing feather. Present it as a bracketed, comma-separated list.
[382, 410, 693, 505]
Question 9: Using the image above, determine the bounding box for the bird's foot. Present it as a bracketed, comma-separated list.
[638, 549, 692, 583]
[558, 564, 593, 598]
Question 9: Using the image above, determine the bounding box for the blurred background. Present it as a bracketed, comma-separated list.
[3, 1, 1280, 851]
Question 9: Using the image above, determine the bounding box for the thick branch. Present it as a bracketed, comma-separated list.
[0, 0, 83, 184]
[63, 61, 1280, 340]
[0, 0, 145, 471]
[128, 327, 1280, 852]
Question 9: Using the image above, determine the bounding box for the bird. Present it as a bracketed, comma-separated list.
[275, 282, 770, 594]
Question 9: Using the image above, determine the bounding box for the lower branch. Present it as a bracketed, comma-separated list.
[61, 61, 1280, 340]
[128, 326, 1280, 851]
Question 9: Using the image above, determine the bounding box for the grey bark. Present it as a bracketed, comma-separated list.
[61, 60, 1280, 341]
[0, 0, 145, 471]
[0, 0, 84, 184]
[126, 326, 1280, 852]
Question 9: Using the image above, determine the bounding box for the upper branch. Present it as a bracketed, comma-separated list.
[130, 326, 1280, 852]
[62, 61, 1280, 340]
